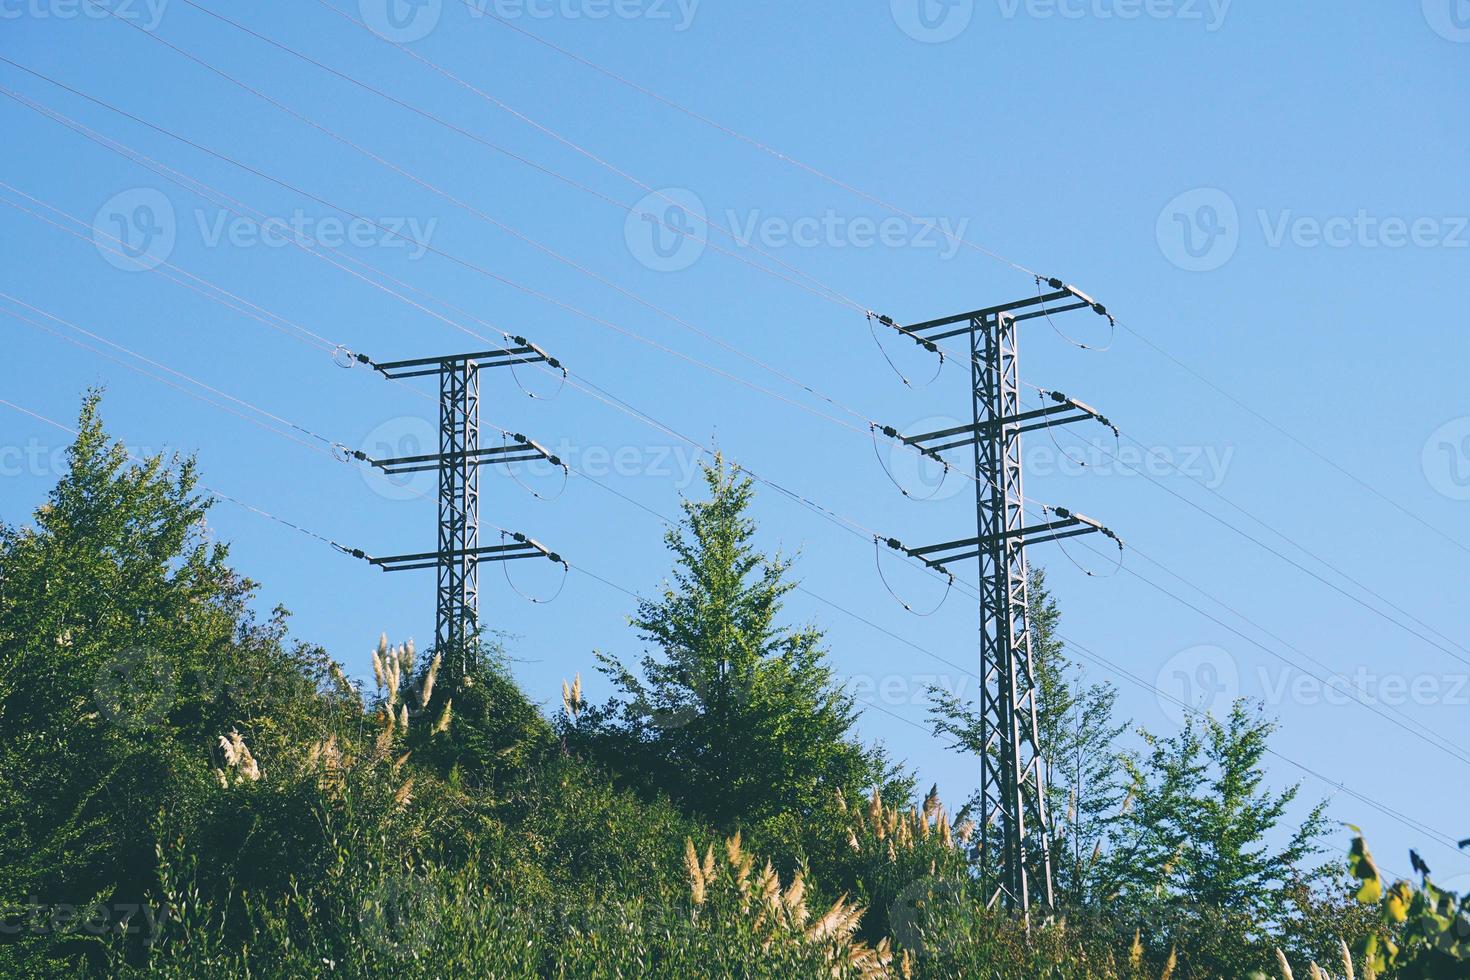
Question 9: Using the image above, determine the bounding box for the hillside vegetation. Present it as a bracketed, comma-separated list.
[1, 396, 1464, 978]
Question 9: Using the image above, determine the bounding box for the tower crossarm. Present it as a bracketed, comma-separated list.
[872, 278, 1113, 350]
[873, 389, 1116, 460]
[345, 432, 565, 476]
[353, 532, 565, 574]
[880, 508, 1121, 573]
[353, 335, 564, 380]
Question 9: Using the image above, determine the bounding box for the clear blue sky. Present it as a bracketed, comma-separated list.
[2, 0, 1467, 884]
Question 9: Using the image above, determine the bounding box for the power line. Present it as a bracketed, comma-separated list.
[1018, 525, 1470, 772]
[310, 0, 879, 317]
[20, 131, 1464, 778]
[9, 382, 1447, 871]
[563, 541, 1467, 866]
[0, 71, 971, 486]
[160, 0, 864, 316]
[1056, 633, 1467, 861]
[0, 133, 986, 605]
[0, 395, 353, 553]
[14, 76, 1464, 779]
[1099, 425, 1470, 663]
[458, 6, 1470, 557]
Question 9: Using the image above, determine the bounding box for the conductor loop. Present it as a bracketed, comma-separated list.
[874, 536, 954, 617]
[869, 422, 951, 501]
[499, 530, 569, 604]
[1034, 276, 1116, 352]
[867, 311, 944, 388]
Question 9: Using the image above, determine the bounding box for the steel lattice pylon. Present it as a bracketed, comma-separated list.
[971, 310, 1052, 911]
[435, 357, 481, 653]
[873, 280, 1123, 916]
[345, 340, 569, 657]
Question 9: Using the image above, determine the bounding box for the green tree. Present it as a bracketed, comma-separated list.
[1101, 700, 1336, 972]
[568, 457, 900, 829]
[0, 394, 343, 975]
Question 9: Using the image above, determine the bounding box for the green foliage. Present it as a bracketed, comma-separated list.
[1100, 700, 1352, 975]
[0, 396, 1430, 979]
[1349, 832, 1470, 978]
[567, 456, 903, 830]
[0, 392, 347, 975]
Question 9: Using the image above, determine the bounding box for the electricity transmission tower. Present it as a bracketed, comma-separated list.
[875, 279, 1122, 916]
[341, 338, 567, 654]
